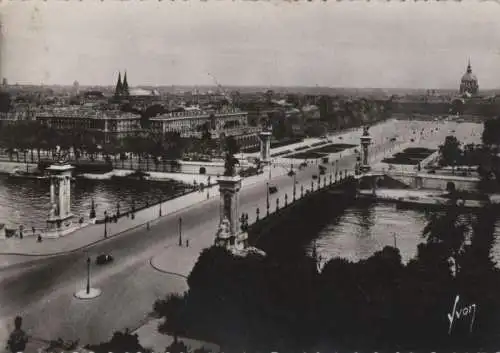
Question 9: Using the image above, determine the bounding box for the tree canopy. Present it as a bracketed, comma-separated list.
[154, 206, 500, 352]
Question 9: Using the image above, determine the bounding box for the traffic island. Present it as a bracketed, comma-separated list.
[150, 245, 201, 279]
[74, 288, 102, 300]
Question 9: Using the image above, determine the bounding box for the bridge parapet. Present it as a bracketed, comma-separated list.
[248, 173, 357, 246]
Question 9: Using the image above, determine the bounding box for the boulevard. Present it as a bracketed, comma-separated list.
[0, 118, 482, 346]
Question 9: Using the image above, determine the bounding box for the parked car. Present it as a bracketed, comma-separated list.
[96, 254, 114, 265]
[288, 170, 296, 177]
[312, 174, 318, 180]
[268, 185, 278, 194]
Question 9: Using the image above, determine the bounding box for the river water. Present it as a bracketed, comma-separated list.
[0, 175, 189, 230]
[310, 202, 500, 268]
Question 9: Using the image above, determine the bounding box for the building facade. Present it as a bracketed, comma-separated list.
[459, 61, 479, 96]
[36, 106, 141, 143]
[150, 107, 260, 149]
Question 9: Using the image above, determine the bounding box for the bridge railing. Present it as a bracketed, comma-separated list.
[247, 169, 355, 227]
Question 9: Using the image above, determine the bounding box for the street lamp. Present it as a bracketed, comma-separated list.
[293, 174, 297, 201]
[266, 182, 270, 216]
[178, 217, 183, 246]
[103, 211, 108, 238]
[86, 257, 91, 295]
[159, 197, 162, 217]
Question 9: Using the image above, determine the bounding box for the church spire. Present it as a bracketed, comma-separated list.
[122, 71, 129, 96]
[467, 59, 472, 73]
[115, 72, 123, 96]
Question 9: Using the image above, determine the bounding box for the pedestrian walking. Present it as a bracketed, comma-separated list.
[186, 239, 189, 247]
[37, 235, 42, 243]
[146, 222, 150, 231]
[7, 316, 28, 353]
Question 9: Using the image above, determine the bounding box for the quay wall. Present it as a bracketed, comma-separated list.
[0, 161, 38, 174]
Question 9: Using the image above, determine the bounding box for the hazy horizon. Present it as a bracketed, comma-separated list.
[2, 1, 500, 89]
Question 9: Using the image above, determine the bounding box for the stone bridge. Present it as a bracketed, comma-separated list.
[357, 171, 480, 191]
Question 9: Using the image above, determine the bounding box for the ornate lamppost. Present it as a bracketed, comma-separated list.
[89, 198, 96, 219]
[103, 211, 108, 238]
[178, 217, 183, 246]
[293, 174, 297, 201]
[86, 257, 91, 295]
[240, 213, 249, 232]
[266, 182, 270, 216]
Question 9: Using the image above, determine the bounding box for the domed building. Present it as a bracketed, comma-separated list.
[459, 60, 479, 96]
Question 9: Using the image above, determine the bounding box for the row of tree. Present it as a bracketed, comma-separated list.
[153, 206, 500, 352]
[0, 120, 223, 165]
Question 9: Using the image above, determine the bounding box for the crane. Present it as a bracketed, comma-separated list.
[207, 72, 232, 105]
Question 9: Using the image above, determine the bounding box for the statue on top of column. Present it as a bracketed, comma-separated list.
[362, 126, 370, 136]
[54, 146, 70, 165]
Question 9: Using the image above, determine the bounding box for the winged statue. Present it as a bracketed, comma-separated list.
[54, 146, 70, 164]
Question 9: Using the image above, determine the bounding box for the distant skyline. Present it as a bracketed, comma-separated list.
[1, 1, 500, 89]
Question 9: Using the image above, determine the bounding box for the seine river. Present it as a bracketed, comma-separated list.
[2, 173, 499, 269]
[0, 175, 188, 230]
[311, 203, 500, 268]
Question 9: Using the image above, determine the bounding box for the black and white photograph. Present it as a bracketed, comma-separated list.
[1, 1, 500, 352]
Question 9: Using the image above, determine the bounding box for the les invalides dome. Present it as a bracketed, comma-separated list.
[459, 60, 479, 96]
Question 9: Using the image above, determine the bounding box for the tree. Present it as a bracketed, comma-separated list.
[164, 336, 189, 353]
[85, 330, 150, 353]
[482, 117, 500, 147]
[439, 135, 462, 170]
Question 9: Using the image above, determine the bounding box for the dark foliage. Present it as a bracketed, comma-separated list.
[85, 330, 150, 353]
[155, 207, 500, 352]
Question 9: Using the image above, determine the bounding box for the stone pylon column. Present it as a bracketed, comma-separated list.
[58, 176, 65, 218]
[259, 131, 272, 164]
[46, 164, 75, 236]
[215, 175, 246, 250]
[66, 177, 71, 216]
[360, 126, 372, 173]
[50, 177, 55, 205]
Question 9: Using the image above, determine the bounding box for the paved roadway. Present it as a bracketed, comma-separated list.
[0, 119, 482, 347]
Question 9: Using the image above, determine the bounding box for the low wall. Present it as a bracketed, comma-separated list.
[176, 160, 251, 176]
[0, 161, 38, 174]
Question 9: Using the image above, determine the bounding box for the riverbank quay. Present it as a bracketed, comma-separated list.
[357, 187, 497, 209]
[0, 160, 296, 260]
[80, 169, 216, 186]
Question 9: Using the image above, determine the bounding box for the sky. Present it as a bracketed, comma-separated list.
[1, 0, 500, 89]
